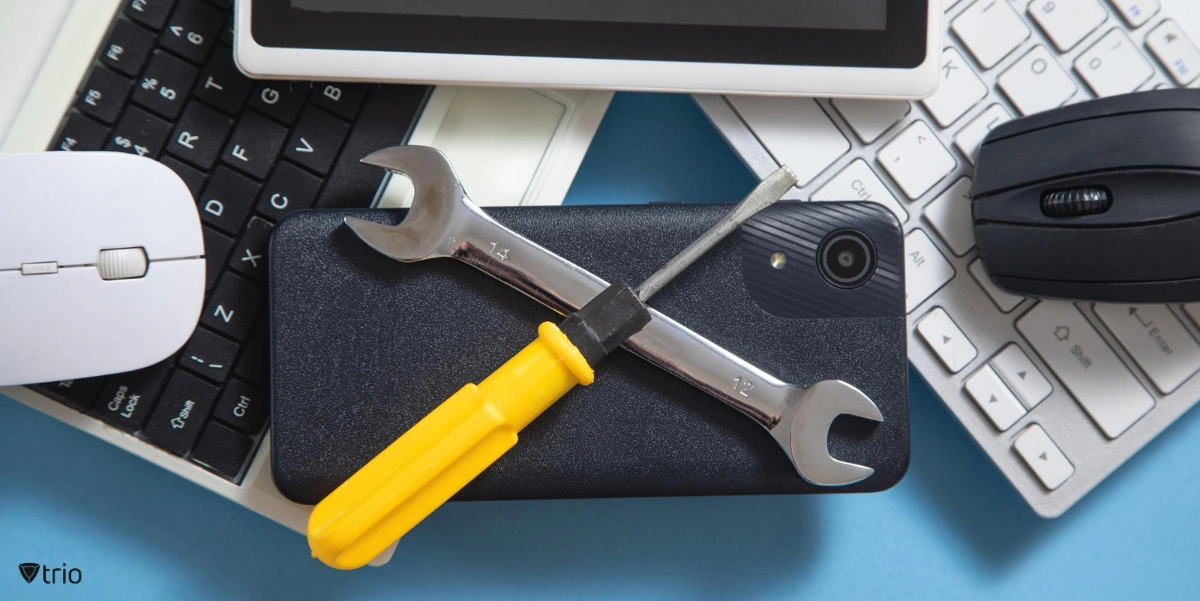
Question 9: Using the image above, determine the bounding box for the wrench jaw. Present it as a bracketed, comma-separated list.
[343, 216, 440, 263]
[779, 380, 884, 487]
[361, 146, 467, 206]
[345, 146, 475, 262]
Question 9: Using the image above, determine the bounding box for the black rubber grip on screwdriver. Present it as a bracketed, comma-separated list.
[558, 280, 651, 367]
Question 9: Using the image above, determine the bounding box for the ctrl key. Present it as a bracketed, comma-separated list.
[141, 371, 219, 456]
[1013, 424, 1074, 491]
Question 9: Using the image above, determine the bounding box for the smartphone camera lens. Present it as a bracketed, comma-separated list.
[817, 230, 876, 289]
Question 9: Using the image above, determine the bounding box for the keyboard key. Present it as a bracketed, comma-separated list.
[167, 101, 233, 169]
[1146, 20, 1200, 86]
[194, 45, 254, 114]
[904, 230, 955, 313]
[955, 104, 1012, 164]
[254, 311, 269, 337]
[126, 0, 176, 30]
[1013, 424, 1074, 490]
[213, 379, 268, 434]
[1028, 0, 1108, 52]
[283, 107, 349, 175]
[133, 50, 197, 119]
[1016, 301, 1154, 438]
[249, 82, 308, 124]
[316, 85, 429, 209]
[952, 0, 1031, 69]
[191, 421, 254, 479]
[992, 344, 1054, 409]
[917, 307, 978, 372]
[54, 112, 109, 152]
[970, 258, 1024, 313]
[229, 217, 273, 283]
[200, 225, 234, 290]
[964, 365, 1027, 430]
[256, 161, 321, 221]
[198, 166, 259, 235]
[201, 272, 265, 340]
[34, 377, 105, 411]
[101, 19, 156, 76]
[179, 328, 238, 382]
[1094, 304, 1200, 394]
[235, 336, 268, 386]
[159, 155, 206, 197]
[922, 177, 975, 256]
[310, 83, 368, 120]
[93, 360, 172, 432]
[726, 95, 849, 186]
[831, 98, 911, 144]
[1107, 0, 1160, 28]
[106, 105, 170, 157]
[1075, 29, 1154, 96]
[877, 121, 956, 199]
[159, 0, 224, 64]
[222, 111, 288, 179]
[922, 49, 987, 127]
[141, 371, 218, 456]
[77, 67, 132, 124]
[1186, 304, 1200, 327]
[999, 46, 1079, 116]
[811, 159, 907, 224]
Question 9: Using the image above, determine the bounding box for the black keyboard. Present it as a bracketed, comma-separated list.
[32, 0, 429, 483]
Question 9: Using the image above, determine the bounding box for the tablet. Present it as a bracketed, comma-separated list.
[234, 0, 942, 98]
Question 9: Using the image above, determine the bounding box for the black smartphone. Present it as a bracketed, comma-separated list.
[268, 202, 908, 504]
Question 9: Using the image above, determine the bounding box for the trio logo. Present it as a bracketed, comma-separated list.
[17, 562, 82, 584]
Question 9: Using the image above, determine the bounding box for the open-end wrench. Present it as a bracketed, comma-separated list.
[345, 146, 884, 486]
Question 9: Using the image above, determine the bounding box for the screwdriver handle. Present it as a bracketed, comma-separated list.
[307, 322, 594, 570]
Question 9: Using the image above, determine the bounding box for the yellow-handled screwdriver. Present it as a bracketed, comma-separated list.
[308, 165, 798, 570]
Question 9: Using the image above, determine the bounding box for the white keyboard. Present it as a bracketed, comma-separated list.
[697, 0, 1200, 517]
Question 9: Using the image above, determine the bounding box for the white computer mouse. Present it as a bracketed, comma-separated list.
[0, 152, 205, 387]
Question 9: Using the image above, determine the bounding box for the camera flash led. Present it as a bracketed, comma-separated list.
[770, 252, 788, 269]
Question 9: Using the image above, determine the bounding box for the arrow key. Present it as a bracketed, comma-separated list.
[917, 306, 977, 373]
[965, 365, 1026, 431]
[991, 344, 1053, 409]
[283, 106, 349, 175]
[1013, 424, 1074, 490]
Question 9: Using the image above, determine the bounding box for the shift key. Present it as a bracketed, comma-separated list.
[1017, 301, 1154, 438]
[141, 371, 219, 456]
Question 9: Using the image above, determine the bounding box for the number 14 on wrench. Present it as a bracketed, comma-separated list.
[345, 146, 884, 486]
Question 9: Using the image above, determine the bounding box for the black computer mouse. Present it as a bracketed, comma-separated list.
[972, 88, 1200, 303]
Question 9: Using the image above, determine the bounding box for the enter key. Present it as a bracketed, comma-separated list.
[1095, 304, 1200, 395]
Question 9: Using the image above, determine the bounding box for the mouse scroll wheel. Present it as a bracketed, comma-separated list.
[97, 247, 148, 280]
[1041, 188, 1111, 217]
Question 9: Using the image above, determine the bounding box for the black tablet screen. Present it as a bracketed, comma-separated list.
[294, 0, 887, 30]
[251, 0, 927, 68]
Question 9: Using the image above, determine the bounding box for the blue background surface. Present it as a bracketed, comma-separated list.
[3, 93, 1198, 600]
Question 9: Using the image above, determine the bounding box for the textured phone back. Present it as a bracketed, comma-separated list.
[269, 203, 908, 505]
